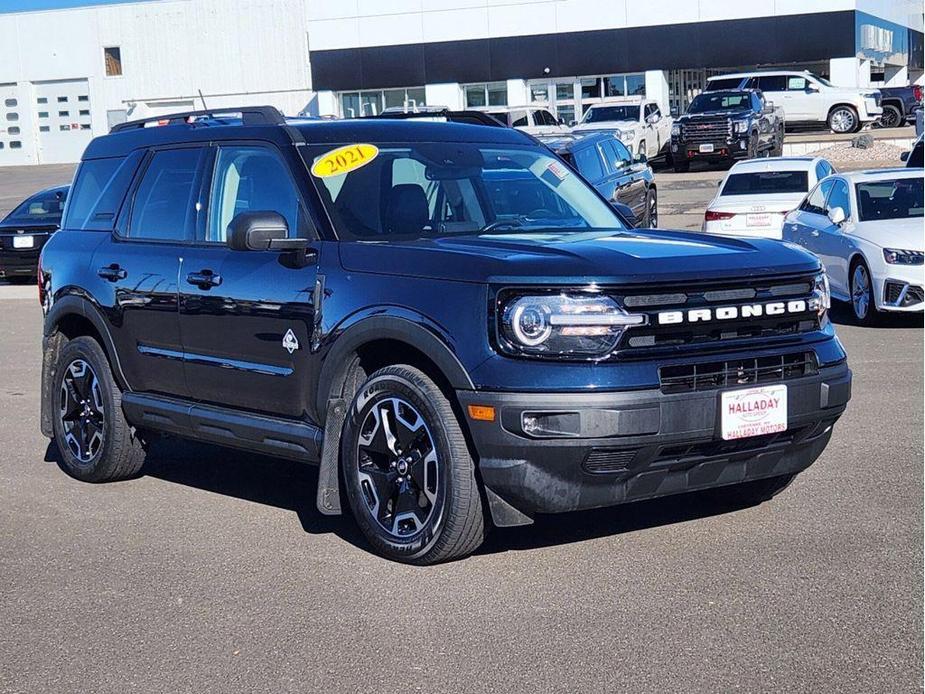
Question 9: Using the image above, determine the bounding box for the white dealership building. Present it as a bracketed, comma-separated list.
[0, 0, 922, 165]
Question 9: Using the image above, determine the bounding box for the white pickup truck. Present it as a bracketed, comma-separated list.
[571, 98, 673, 160]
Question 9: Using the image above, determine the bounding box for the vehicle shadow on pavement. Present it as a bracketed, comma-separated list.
[44, 438, 770, 557]
[476, 490, 753, 556]
[828, 303, 924, 328]
[44, 438, 369, 550]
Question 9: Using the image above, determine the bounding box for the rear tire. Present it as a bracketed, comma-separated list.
[341, 365, 485, 564]
[772, 128, 784, 157]
[52, 336, 146, 482]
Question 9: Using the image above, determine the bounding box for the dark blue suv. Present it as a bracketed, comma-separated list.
[39, 106, 851, 563]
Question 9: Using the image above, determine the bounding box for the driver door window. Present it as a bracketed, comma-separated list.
[206, 145, 302, 243]
[800, 179, 834, 216]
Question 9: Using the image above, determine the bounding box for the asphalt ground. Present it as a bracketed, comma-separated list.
[0, 162, 922, 692]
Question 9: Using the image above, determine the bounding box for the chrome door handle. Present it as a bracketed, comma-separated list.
[186, 269, 222, 288]
[97, 264, 127, 282]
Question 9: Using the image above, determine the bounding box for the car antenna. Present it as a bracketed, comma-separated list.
[198, 89, 208, 111]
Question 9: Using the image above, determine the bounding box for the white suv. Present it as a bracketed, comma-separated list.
[705, 71, 882, 134]
[481, 106, 569, 136]
[571, 98, 673, 160]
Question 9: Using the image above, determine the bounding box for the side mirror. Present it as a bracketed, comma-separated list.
[611, 200, 637, 227]
[900, 151, 910, 162]
[805, 86, 819, 93]
[635, 152, 648, 164]
[568, 120, 577, 127]
[827, 206, 846, 226]
[227, 211, 307, 251]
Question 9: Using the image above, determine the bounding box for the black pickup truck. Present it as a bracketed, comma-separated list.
[878, 85, 922, 129]
[671, 90, 785, 172]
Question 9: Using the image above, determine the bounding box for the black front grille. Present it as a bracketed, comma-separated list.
[659, 352, 818, 394]
[885, 281, 924, 307]
[680, 119, 731, 144]
[656, 426, 810, 463]
[613, 274, 821, 357]
[583, 448, 639, 474]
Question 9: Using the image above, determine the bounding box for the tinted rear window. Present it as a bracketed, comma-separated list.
[721, 171, 809, 195]
[705, 78, 743, 91]
[2, 188, 67, 226]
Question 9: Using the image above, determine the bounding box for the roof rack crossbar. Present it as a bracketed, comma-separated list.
[110, 105, 286, 133]
[363, 109, 507, 128]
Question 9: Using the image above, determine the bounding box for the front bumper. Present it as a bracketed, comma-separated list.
[671, 136, 752, 162]
[873, 264, 925, 313]
[458, 360, 851, 525]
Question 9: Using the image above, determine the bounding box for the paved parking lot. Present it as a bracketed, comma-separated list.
[0, 162, 922, 692]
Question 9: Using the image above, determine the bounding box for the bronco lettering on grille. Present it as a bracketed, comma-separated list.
[657, 300, 808, 325]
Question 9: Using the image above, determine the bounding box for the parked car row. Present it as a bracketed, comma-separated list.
[701, 153, 923, 325]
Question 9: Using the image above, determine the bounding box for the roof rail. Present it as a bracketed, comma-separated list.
[110, 105, 286, 133]
[364, 109, 507, 128]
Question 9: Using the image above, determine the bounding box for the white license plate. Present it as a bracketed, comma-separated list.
[720, 384, 787, 441]
[698, 143, 715, 153]
[746, 213, 772, 228]
[12, 235, 34, 249]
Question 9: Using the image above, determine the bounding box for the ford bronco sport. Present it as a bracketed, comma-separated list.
[39, 106, 851, 564]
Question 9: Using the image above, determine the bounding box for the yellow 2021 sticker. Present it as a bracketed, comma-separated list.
[311, 144, 379, 178]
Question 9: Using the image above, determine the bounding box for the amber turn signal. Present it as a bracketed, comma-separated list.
[467, 404, 496, 422]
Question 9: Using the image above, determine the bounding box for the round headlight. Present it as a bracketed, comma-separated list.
[511, 300, 552, 346]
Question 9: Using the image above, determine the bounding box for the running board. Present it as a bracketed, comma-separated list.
[121, 393, 323, 463]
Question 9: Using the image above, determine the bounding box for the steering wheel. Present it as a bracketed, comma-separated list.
[527, 208, 556, 219]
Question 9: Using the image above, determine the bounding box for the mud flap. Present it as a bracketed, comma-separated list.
[316, 397, 347, 515]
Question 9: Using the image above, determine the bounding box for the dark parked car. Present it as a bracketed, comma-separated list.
[878, 85, 922, 129]
[0, 185, 68, 282]
[540, 132, 657, 227]
[671, 90, 784, 172]
[39, 106, 851, 564]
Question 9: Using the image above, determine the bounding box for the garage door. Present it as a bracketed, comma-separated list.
[0, 84, 29, 166]
[33, 79, 93, 164]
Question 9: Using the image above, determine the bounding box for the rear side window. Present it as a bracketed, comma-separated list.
[705, 78, 743, 91]
[815, 160, 833, 181]
[511, 110, 529, 128]
[62, 157, 122, 229]
[755, 75, 788, 92]
[573, 145, 604, 181]
[128, 147, 204, 241]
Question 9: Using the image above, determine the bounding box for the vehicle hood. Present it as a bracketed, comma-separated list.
[851, 218, 924, 251]
[709, 193, 806, 214]
[573, 120, 637, 132]
[338, 229, 820, 284]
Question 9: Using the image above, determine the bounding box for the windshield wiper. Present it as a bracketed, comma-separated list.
[481, 217, 527, 233]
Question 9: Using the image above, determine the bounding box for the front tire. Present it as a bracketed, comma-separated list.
[341, 365, 485, 564]
[52, 336, 146, 482]
[879, 104, 902, 129]
[828, 105, 859, 134]
[644, 188, 658, 228]
[850, 259, 878, 325]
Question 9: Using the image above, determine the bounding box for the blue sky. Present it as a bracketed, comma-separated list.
[0, 0, 144, 12]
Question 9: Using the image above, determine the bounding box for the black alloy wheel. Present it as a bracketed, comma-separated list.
[59, 358, 105, 463]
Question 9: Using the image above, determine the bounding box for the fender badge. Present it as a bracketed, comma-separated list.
[282, 329, 300, 354]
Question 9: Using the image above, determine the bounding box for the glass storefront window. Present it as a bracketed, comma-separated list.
[340, 87, 426, 117]
[464, 83, 508, 108]
[625, 73, 646, 95]
[580, 78, 601, 100]
[530, 83, 548, 102]
[603, 76, 624, 97]
[556, 83, 574, 100]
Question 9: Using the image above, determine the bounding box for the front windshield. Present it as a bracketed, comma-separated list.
[812, 74, 833, 87]
[581, 106, 640, 123]
[855, 178, 923, 222]
[2, 188, 67, 226]
[305, 142, 626, 241]
[688, 93, 750, 113]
